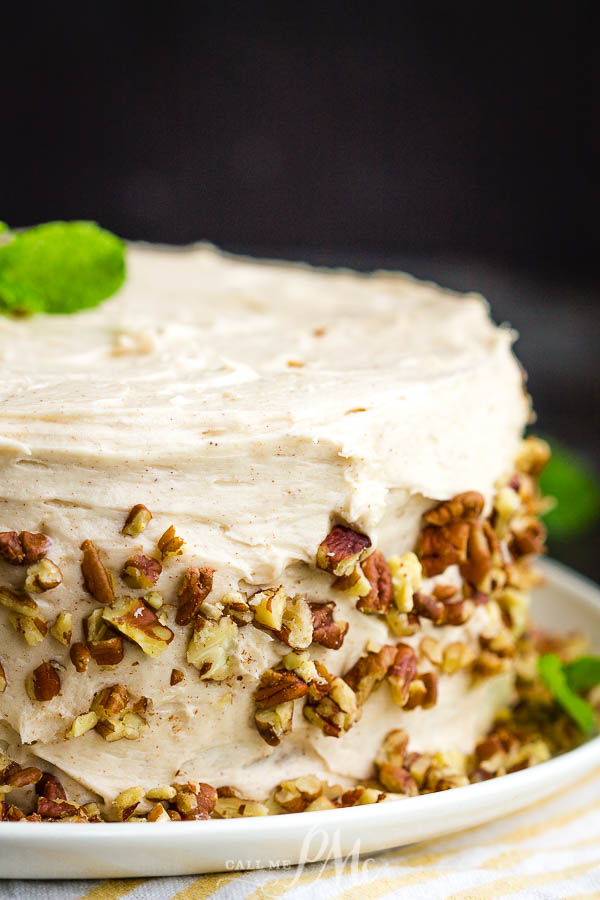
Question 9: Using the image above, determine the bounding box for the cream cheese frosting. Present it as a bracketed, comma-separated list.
[0, 244, 530, 808]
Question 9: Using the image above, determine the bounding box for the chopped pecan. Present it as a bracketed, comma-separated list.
[343, 643, 397, 705]
[386, 609, 420, 637]
[309, 601, 348, 649]
[66, 711, 99, 739]
[103, 595, 174, 657]
[0, 531, 50, 566]
[173, 782, 217, 820]
[375, 728, 409, 766]
[304, 676, 360, 737]
[113, 786, 144, 821]
[70, 641, 91, 672]
[357, 550, 393, 614]
[122, 555, 162, 589]
[388, 552, 422, 612]
[221, 590, 253, 626]
[88, 635, 124, 666]
[25, 558, 63, 593]
[443, 597, 475, 626]
[417, 521, 470, 577]
[50, 611, 72, 646]
[170, 668, 184, 685]
[274, 775, 323, 813]
[272, 595, 314, 650]
[420, 636, 443, 666]
[282, 652, 331, 697]
[85, 608, 108, 642]
[432, 584, 458, 601]
[213, 796, 269, 818]
[413, 592, 446, 624]
[515, 436, 551, 476]
[378, 763, 418, 795]
[122, 504, 152, 536]
[255, 700, 294, 745]
[0, 586, 40, 617]
[404, 671, 437, 710]
[423, 491, 485, 526]
[36, 773, 67, 801]
[26, 661, 61, 702]
[316, 524, 372, 576]
[157, 525, 185, 560]
[7, 612, 48, 646]
[387, 644, 418, 707]
[80, 540, 115, 605]
[332, 566, 372, 599]
[186, 615, 238, 679]
[0, 755, 43, 792]
[248, 586, 287, 632]
[145, 590, 163, 610]
[341, 786, 386, 806]
[255, 668, 308, 709]
[441, 642, 476, 674]
[93, 683, 129, 718]
[508, 518, 546, 559]
[147, 803, 171, 822]
[37, 797, 81, 819]
[176, 566, 215, 625]
[91, 684, 147, 742]
[460, 521, 499, 589]
[0, 660, 5, 692]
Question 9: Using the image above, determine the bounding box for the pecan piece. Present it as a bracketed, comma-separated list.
[508, 518, 546, 559]
[173, 782, 217, 820]
[460, 521, 499, 589]
[0, 586, 39, 617]
[304, 677, 360, 737]
[378, 763, 418, 795]
[122, 555, 162, 589]
[255, 668, 308, 709]
[274, 775, 323, 813]
[8, 612, 48, 646]
[0, 660, 6, 692]
[103, 595, 174, 657]
[36, 773, 67, 801]
[70, 641, 91, 672]
[388, 552, 422, 612]
[423, 491, 485, 526]
[387, 644, 418, 707]
[413, 591, 446, 624]
[416, 521, 470, 577]
[25, 558, 63, 593]
[157, 525, 185, 560]
[357, 550, 393, 614]
[404, 671, 438, 710]
[176, 565, 215, 625]
[316, 524, 372, 576]
[254, 700, 294, 746]
[515, 436, 551, 476]
[50, 611, 72, 646]
[170, 668, 184, 685]
[37, 797, 81, 820]
[80, 540, 115, 605]
[343, 643, 397, 705]
[122, 504, 152, 536]
[26, 661, 61, 702]
[0, 531, 51, 566]
[248, 586, 287, 631]
[186, 615, 238, 680]
[271, 595, 314, 650]
[87, 636, 124, 666]
[309, 601, 348, 649]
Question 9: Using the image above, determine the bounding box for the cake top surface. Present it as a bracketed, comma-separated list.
[0, 243, 518, 456]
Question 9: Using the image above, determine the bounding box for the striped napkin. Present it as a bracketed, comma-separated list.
[2, 765, 599, 900]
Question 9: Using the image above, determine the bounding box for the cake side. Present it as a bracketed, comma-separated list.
[0, 246, 539, 819]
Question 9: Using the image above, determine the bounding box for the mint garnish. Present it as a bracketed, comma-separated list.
[537, 438, 600, 540]
[538, 653, 599, 735]
[0, 221, 125, 316]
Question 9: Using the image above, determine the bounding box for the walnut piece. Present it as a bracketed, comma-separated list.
[80, 540, 115, 605]
[122, 504, 152, 536]
[316, 524, 372, 576]
[103, 595, 174, 657]
[122, 555, 162, 589]
[186, 615, 238, 679]
[357, 550, 393, 614]
[176, 566, 215, 625]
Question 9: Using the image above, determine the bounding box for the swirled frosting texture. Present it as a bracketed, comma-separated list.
[0, 245, 528, 804]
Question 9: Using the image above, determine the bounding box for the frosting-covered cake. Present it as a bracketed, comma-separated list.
[0, 245, 551, 821]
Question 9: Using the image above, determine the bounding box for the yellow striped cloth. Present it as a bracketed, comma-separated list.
[3, 766, 600, 900]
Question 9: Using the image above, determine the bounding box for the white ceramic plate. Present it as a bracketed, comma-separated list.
[1, 559, 599, 880]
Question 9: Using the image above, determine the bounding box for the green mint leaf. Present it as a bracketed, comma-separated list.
[538, 653, 595, 735]
[537, 437, 600, 540]
[0, 221, 125, 316]
[563, 656, 600, 694]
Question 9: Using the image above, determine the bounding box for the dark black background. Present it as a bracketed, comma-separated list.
[2, 2, 598, 576]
